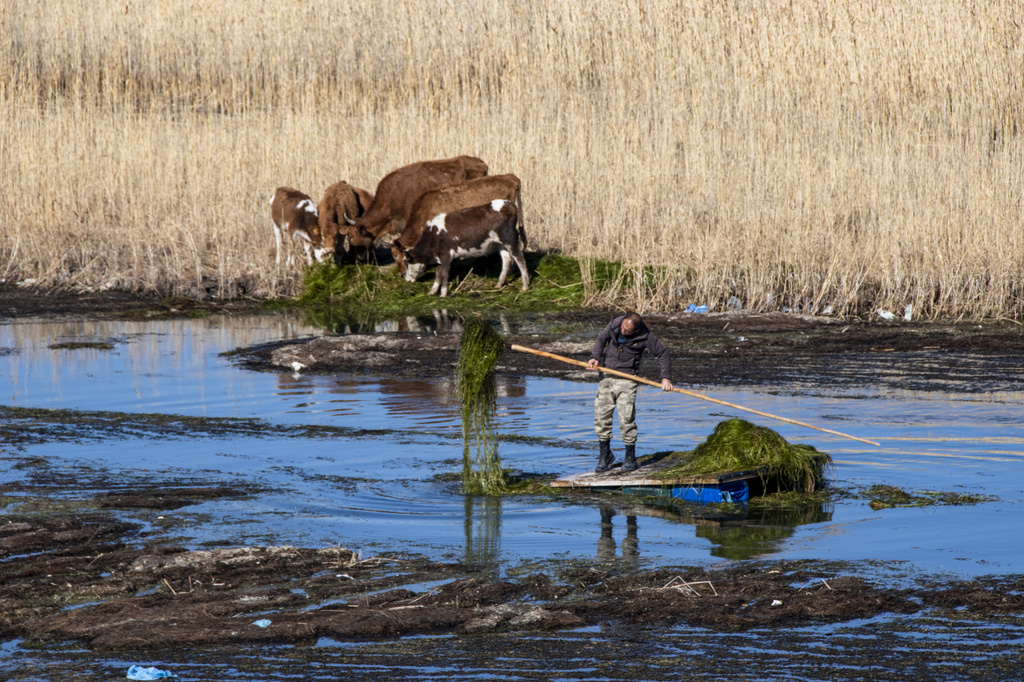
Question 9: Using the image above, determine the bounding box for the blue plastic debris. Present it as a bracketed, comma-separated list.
[127, 665, 175, 680]
[252, 619, 272, 628]
[684, 304, 709, 314]
[671, 480, 749, 504]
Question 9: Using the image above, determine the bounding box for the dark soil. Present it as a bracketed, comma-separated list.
[3, 286, 1024, 665]
[234, 307, 1024, 397]
[2, 497, 1021, 652]
[0, 283, 271, 321]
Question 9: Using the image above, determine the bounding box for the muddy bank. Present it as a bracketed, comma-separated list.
[4, 284, 1023, 390]
[0, 283, 270, 322]
[235, 308, 1024, 394]
[2, 495, 1022, 652]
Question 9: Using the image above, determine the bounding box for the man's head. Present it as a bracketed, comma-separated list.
[621, 312, 642, 337]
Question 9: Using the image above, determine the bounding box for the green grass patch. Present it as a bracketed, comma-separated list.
[648, 418, 833, 493]
[297, 252, 621, 328]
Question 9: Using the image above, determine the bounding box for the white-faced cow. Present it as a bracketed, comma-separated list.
[317, 181, 374, 264]
[392, 174, 524, 275]
[269, 187, 327, 266]
[347, 155, 488, 262]
[402, 199, 529, 298]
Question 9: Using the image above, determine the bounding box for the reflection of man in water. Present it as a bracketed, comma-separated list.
[597, 507, 638, 567]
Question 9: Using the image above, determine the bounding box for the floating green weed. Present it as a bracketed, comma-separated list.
[456, 318, 507, 495]
[864, 485, 992, 509]
[653, 418, 833, 493]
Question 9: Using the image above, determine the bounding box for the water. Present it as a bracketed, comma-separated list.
[2, 313, 1023, 576]
[2, 312, 1024, 679]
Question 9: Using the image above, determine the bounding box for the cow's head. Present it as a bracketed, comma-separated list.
[347, 227, 376, 264]
[305, 222, 333, 264]
[318, 221, 339, 261]
[404, 261, 426, 282]
[401, 244, 426, 282]
[313, 245, 331, 263]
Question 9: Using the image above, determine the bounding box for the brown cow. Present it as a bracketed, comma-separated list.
[401, 199, 529, 298]
[269, 187, 327, 266]
[347, 155, 488, 262]
[392, 174, 524, 275]
[317, 181, 374, 264]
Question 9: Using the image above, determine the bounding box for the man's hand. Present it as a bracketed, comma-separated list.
[587, 359, 599, 371]
[661, 378, 673, 391]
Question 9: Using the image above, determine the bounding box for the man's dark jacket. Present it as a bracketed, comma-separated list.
[590, 314, 672, 380]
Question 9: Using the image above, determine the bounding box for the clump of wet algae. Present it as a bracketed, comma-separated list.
[455, 318, 507, 494]
[863, 484, 992, 510]
[651, 418, 833, 493]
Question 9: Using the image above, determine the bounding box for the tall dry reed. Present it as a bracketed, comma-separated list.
[2, 0, 1021, 318]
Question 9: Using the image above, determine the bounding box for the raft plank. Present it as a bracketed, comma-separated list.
[550, 456, 767, 489]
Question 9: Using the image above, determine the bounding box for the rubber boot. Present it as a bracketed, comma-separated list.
[622, 442, 637, 472]
[595, 440, 614, 473]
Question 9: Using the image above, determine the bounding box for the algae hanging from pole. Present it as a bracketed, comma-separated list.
[456, 318, 507, 494]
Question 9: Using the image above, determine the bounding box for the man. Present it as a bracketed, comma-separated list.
[586, 312, 673, 472]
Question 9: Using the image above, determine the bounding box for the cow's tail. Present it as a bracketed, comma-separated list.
[515, 185, 527, 250]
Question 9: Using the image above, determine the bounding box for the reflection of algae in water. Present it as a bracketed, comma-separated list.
[456, 318, 506, 495]
[464, 495, 502, 570]
[695, 497, 834, 560]
[654, 418, 833, 493]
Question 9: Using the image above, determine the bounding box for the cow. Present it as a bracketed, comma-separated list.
[317, 181, 374, 264]
[392, 174, 524, 275]
[401, 199, 529, 298]
[346, 155, 488, 262]
[269, 187, 328, 266]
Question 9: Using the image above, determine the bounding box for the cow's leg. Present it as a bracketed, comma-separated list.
[291, 231, 315, 265]
[432, 258, 450, 297]
[511, 245, 530, 291]
[273, 223, 283, 265]
[496, 250, 513, 288]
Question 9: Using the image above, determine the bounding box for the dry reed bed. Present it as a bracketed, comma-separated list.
[2, 0, 1021, 318]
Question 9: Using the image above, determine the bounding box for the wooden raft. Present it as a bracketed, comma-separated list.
[550, 455, 767, 490]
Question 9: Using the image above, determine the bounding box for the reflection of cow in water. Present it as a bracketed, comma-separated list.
[328, 309, 466, 335]
[401, 199, 530, 298]
[290, 374, 526, 422]
[374, 375, 527, 416]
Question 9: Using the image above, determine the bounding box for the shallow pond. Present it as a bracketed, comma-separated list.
[2, 312, 1022, 579]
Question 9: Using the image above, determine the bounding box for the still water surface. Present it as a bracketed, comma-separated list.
[3, 312, 1022, 579]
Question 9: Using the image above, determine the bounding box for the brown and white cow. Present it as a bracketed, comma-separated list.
[402, 199, 529, 298]
[392, 173, 524, 275]
[269, 187, 328, 266]
[346, 155, 488, 262]
[317, 181, 374, 264]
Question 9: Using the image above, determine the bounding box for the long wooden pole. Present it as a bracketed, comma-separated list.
[508, 344, 881, 447]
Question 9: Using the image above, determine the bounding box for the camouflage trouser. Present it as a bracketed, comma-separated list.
[593, 376, 639, 444]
